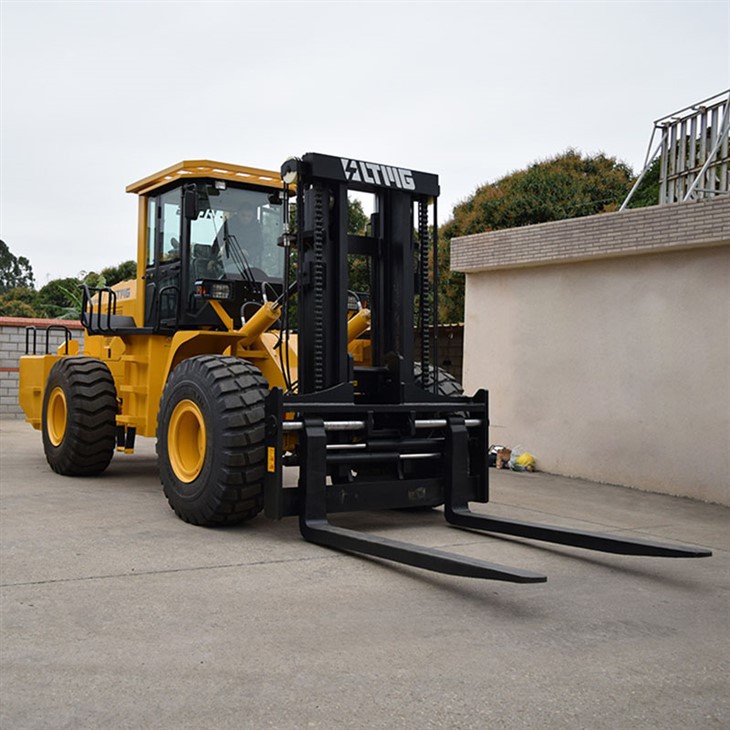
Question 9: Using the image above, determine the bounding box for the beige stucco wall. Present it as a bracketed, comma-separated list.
[453, 198, 730, 505]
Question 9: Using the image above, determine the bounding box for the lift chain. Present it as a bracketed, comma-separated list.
[418, 199, 432, 389]
[313, 186, 326, 391]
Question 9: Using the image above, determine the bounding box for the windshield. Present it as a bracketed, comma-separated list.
[189, 184, 284, 281]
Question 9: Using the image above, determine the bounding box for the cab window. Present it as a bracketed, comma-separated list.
[159, 189, 181, 262]
[189, 186, 284, 280]
[146, 198, 156, 267]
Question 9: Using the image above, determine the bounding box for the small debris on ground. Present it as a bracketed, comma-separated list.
[488, 444, 537, 472]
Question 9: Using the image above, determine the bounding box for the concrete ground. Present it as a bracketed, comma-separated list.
[0, 418, 728, 730]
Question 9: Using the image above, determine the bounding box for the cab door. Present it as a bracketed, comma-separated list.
[144, 188, 183, 330]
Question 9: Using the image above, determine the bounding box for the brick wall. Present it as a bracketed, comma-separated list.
[0, 318, 85, 419]
[451, 195, 730, 272]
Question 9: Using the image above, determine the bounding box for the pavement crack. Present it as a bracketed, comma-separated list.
[0, 553, 338, 588]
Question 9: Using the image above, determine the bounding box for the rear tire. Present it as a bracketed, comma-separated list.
[157, 355, 268, 526]
[42, 357, 118, 476]
[413, 362, 463, 397]
[403, 363, 464, 508]
[334, 365, 465, 507]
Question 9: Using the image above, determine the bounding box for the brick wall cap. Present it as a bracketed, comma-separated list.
[0, 317, 84, 329]
[451, 195, 730, 273]
[452, 196, 728, 247]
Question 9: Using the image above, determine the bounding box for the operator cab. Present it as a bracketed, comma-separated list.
[126, 161, 288, 333]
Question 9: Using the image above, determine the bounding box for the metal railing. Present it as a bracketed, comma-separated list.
[622, 90, 729, 210]
[24, 325, 73, 355]
[80, 285, 118, 334]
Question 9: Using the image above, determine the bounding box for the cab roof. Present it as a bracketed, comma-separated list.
[126, 159, 289, 196]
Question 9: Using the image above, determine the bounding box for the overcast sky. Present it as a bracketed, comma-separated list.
[1, 0, 728, 285]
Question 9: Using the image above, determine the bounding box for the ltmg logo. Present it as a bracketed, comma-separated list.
[340, 158, 415, 191]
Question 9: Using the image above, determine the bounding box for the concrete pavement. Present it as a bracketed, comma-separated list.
[1, 418, 728, 729]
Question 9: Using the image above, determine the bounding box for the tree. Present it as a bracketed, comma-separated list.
[101, 260, 136, 286]
[74, 260, 136, 293]
[0, 287, 40, 317]
[443, 149, 634, 240]
[0, 240, 35, 294]
[0, 247, 136, 319]
[80, 271, 106, 289]
[434, 236, 465, 325]
[347, 198, 369, 235]
[37, 277, 85, 319]
[436, 149, 641, 322]
[624, 157, 661, 209]
[347, 198, 370, 295]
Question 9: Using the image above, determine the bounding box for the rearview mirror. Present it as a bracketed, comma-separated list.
[183, 186, 199, 220]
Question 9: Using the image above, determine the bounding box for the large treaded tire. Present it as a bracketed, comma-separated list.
[336, 364, 465, 495]
[42, 357, 118, 476]
[401, 364, 464, 508]
[157, 355, 268, 526]
[413, 362, 464, 397]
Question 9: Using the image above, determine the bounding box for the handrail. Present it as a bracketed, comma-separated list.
[81, 285, 118, 334]
[44, 325, 72, 355]
[24, 326, 37, 355]
[24, 324, 73, 355]
[156, 285, 180, 331]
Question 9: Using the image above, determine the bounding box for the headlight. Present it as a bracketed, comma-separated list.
[194, 280, 233, 300]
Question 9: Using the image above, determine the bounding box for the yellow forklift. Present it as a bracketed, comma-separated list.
[18, 154, 711, 581]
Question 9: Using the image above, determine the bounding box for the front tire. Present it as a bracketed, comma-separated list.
[42, 357, 118, 476]
[157, 355, 268, 526]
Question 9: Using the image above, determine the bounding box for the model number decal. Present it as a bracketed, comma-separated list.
[340, 158, 415, 191]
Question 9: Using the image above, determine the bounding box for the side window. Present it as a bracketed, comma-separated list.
[260, 203, 284, 278]
[160, 189, 181, 262]
[146, 198, 156, 268]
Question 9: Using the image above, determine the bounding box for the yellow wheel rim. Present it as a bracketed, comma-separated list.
[168, 400, 207, 483]
[47, 386, 67, 447]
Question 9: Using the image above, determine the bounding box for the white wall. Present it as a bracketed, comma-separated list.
[463, 246, 730, 505]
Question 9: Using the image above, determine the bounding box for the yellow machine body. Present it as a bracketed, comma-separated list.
[19, 159, 369, 442]
[17, 153, 710, 581]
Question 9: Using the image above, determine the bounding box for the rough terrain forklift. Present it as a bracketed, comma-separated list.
[19, 154, 711, 582]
